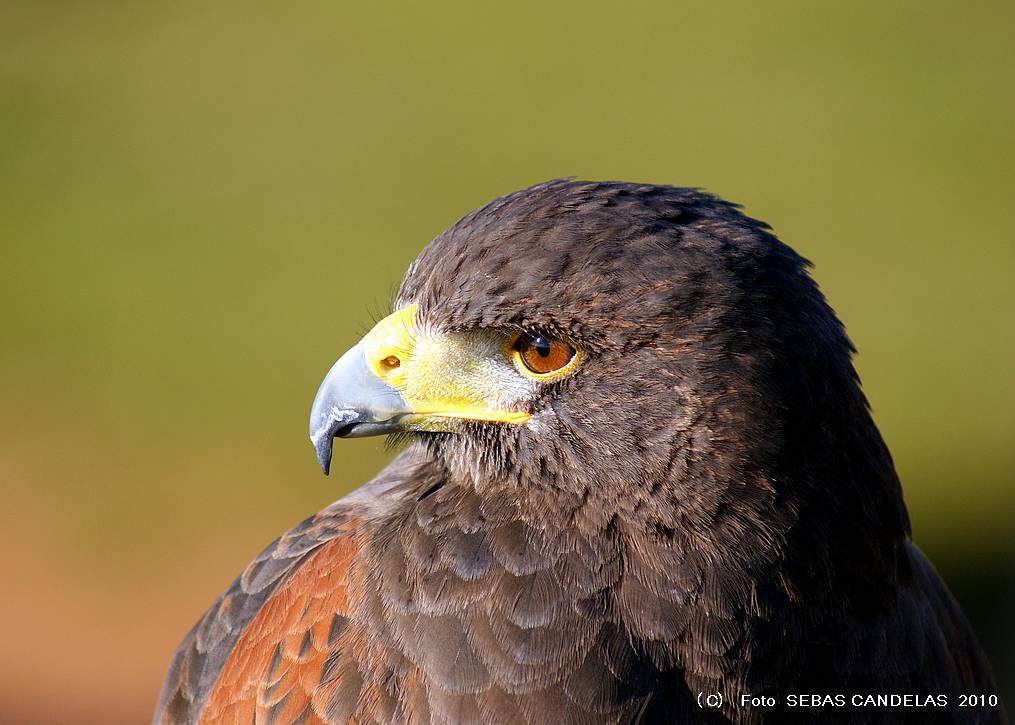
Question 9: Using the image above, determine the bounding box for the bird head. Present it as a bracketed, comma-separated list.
[311, 179, 879, 498]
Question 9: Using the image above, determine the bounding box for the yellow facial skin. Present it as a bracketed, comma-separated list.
[360, 305, 535, 429]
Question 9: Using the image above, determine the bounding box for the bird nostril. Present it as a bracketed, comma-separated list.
[381, 355, 401, 370]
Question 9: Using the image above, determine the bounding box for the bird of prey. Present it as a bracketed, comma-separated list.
[155, 179, 1005, 724]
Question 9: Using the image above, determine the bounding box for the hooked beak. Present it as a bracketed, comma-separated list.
[308, 339, 411, 474]
[310, 304, 420, 474]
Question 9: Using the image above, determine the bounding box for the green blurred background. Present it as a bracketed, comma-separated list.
[2, 1, 1013, 722]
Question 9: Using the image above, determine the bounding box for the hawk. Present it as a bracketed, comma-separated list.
[155, 179, 1005, 724]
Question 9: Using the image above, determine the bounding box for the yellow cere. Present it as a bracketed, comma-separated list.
[361, 303, 418, 388]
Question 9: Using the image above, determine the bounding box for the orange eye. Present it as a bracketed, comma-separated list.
[513, 333, 576, 375]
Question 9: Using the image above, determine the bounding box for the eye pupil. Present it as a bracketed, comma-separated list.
[533, 337, 551, 358]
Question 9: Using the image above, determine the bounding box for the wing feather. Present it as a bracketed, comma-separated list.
[153, 507, 358, 725]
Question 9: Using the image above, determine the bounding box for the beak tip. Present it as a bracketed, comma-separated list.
[311, 407, 360, 476]
[313, 435, 334, 476]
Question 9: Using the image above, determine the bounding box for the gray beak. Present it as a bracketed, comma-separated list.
[308, 341, 409, 475]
